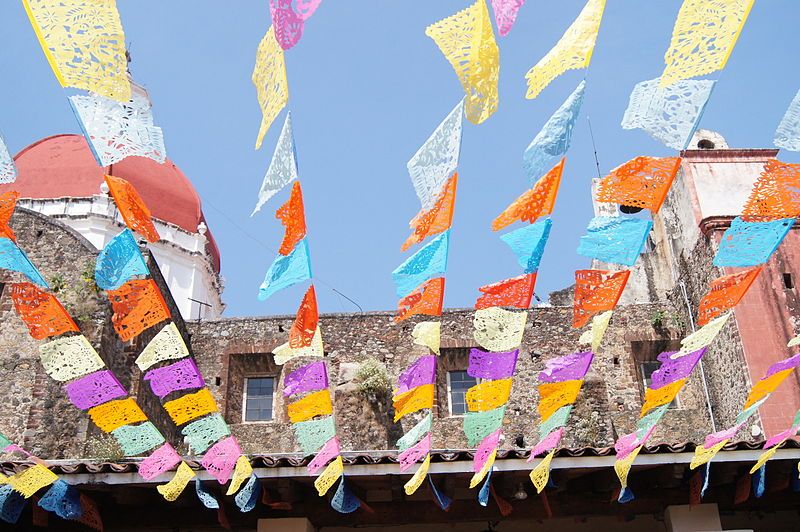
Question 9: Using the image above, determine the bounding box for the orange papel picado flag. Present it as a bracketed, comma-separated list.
[572, 269, 630, 328]
[395, 277, 445, 323]
[276, 181, 307, 255]
[492, 159, 563, 231]
[697, 268, 761, 326]
[289, 284, 319, 348]
[595, 156, 681, 214]
[475, 273, 536, 310]
[107, 279, 171, 341]
[105, 175, 160, 243]
[403, 173, 457, 251]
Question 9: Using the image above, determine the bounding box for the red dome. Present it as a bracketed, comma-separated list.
[0, 134, 220, 272]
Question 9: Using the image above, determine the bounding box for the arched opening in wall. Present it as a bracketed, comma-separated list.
[697, 139, 715, 150]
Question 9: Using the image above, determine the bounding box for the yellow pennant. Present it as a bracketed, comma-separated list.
[314, 456, 343, 496]
[538, 379, 583, 420]
[252, 26, 289, 149]
[274, 326, 324, 365]
[39, 335, 105, 382]
[578, 310, 613, 352]
[88, 397, 148, 433]
[750, 447, 778, 475]
[135, 323, 190, 371]
[525, 0, 606, 99]
[614, 445, 641, 489]
[744, 369, 794, 409]
[677, 312, 730, 355]
[466, 379, 513, 412]
[412, 321, 441, 355]
[690, 439, 728, 470]
[393, 384, 435, 421]
[469, 448, 496, 488]
[404, 453, 431, 495]
[661, 0, 754, 86]
[226, 455, 254, 496]
[529, 449, 556, 493]
[156, 462, 196, 502]
[163, 389, 219, 426]
[8, 464, 58, 498]
[640, 379, 686, 416]
[22, 0, 131, 101]
[425, 0, 500, 124]
[288, 389, 334, 423]
[473, 307, 527, 352]
[788, 334, 800, 347]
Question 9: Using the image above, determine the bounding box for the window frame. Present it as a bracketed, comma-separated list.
[242, 375, 276, 423]
[446, 370, 478, 417]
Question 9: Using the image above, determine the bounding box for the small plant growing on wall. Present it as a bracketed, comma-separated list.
[650, 310, 666, 328]
[355, 358, 391, 400]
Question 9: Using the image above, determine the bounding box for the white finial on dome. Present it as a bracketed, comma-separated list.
[99, 181, 110, 195]
[197, 221, 207, 235]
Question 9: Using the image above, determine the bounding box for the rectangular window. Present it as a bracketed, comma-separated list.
[447, 370, 477, 416]
[243, 377, 274, 422]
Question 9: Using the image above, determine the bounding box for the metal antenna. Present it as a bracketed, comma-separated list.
[586, 116, 602, 179]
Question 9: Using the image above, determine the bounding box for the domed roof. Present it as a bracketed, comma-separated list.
[0, 134, 220, 272]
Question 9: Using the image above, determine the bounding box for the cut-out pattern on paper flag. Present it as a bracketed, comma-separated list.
[523, 80, 585, 182]
[227, 455, 254, 496]
[407, 100, 463, 211]
[677, 312, 730, 355]
[38, 480, 82, 520]
[412, 321, 440, 355]
[577, 216, 653, 266]
[525, 0, 605, 99]
[538, 409, 570, 441]
[0, 137, 16, 184]
[392, 231, 450, 298]
[195, 479, 220, 509]
[9, 464, 58, 499]
[164, 389, 218, 426]
[107, 279, 171, 341]
[469, 348, 519, 380]
[464, 406, 505, 446]
[253, 113, 298, 215]
[307, 436, 340, 474]
[403, 454, 430, 496]
[395, 277, 445, 323]
[490, 0, 526, 37]
[425, 1, 499, 125]
[111, 422, 165, 456]
[253, 26, 289, 150]
[10, 282, 78, 340]
[22, 0, 130, 101]
[775, 90, 800, 152]
[622, 79, 715, 150]
[741, 159, 800, 222]
[403, 173, 457, 251]
[397, 413, 432, 451]
[138, 443, 182, 480]
[258, 239, 312, 301]
[393, 384, 435, 421]
[332, 477, 361, 513]
[573, 269, 630, 328]
[277, 182, 307, 256]
[290, 285, 318, 348]
[95, 229, 149, 290]
[157, 461, 195, 502]
[234, 474, 261, 512]
[397, 356, 437, 395]
[475, 274, 536, 310]
[578, 310, 612, 352]
[0, 191, 18, 240]
[473, 307, 527, 352]
[201, 436, 242, 484]
[89, 397, 148, 433]
[493, 160, 562, 231]
[270, 0, 304, 50]
[64, 370, 126, 410]
[294, 416, 335, 455]
[697, 268, 760, 326]
[284, 361, 328, 397]
[314, 456, 343, 497]
[538, 380, 583, 420]
[70, 92, 165, 167]
[39, 335, 105, 382]
[660, 0, 754, 86]
[0, 484, 25, 524]
[398, 434, 431, 472]
[466, 379, 513, 412]
[144, 358, 205, 399]
[470, 440, 497, 487]
[182, 413, 231, 454]
[713, 217, 794, 267]
[104, 176, 160, 243]
[273, 326, 323, 365]
[650, 348, 706, 390]
[288, 389, 333, 423]
[135, 323, 190, 371]
[641, 379, 685, 415]
[0, 238, 48, 287]
[596, 156, 682, 213]
[539, 351, 593, 383]
[500, 219, 552, 274]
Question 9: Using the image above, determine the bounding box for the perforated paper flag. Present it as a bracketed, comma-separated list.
[64, 370, 126, 410]
[473, 307, 527, 352]
[276, 181, 307, 255]
[650, 348, 706, 390]
[393, 384, 434, 421]
[156, 462, 195, 502]
[475, 274, 536, 310]
[397, 356, 437, 395]
[144, 358, 205, 399]
[403, 173, 457, 251]
[493, 160, 562, 231]
[284, 361, 328, 397]
[201, 436, 242, 484]
[396, 277, 445, 323]
[523, 81, 585, 182]
[11, 282, 79, 341]
[464, 406, 505, 446]
[490, 0, 526, 37]
[577, 216, 653, 266]
[500, 219, 552, 274]
[294, 416, 335, 455]
[697, 268, 760, 326]
[392, 231, 450, 298]
[111, 422, 165, 456]
[713, 217, 794, 267]
[412, 321, 441, 355]
[538, 380, 583, 420]
[258, 239, 312, 301]
[397, 413, 432, 451]
[775, 90, 800, 152]
[273, 326, 324, 365]
[525, 0, 605, 99]
[466, 379, 513, 412]
[38, 480, 81, 520]
[227, 455, 254, 496]
[22, 0, 130, 101]
[539, 351, 593, 383]
[572, 269, 630, 328]
[39, 335, 105, 382]
[88, 397, 148, 433]
[288, 389, 333, 423]
[104, 175, 160, 243]
[70, 92, 165, 167]
[0, 136, 17, 184]
[622, 79, 715, 150]
[677, 312, 730, 354]
[135, 323, 190, 371]
[741, 159, 800, 222]
[403, 455, 431, 496]
[578, 310, 612, 352]
[253, 26, 289, 150]
[163, 389, 219, 426]
[0, 191, 18, 241]
[95, 229, 149, 290]
[407, 101, 463, 211]
[425, 1, 499, 125]
[289, 284, 318, 348]
[253, 112, 298, 214]
[307, 437, 340, 474]
[0, 238, 48, 287]
[182, 414, 231, 455]
[107, 279, 171, 341]
[330, 477, 360, 513]
[314, 456, 343, 496]
[138, 443, 182, 480]
[8, 464, 57, 499]
[595, 156, 682, 213]
[469, 348, 519, 380]
[270, 0, 305, 50]
[661, 0, 754, 86]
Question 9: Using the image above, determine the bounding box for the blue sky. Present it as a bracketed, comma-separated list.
[1, 1, 799, 318]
